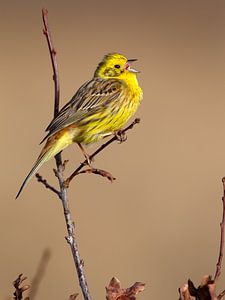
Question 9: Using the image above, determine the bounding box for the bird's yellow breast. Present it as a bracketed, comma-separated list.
[75, 72, 142, 144]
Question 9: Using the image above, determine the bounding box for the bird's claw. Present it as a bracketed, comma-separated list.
[115, 130, 127, 143]
[85, 155, 93, 167]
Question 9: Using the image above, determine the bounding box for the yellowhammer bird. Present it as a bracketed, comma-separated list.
[16, 53, 143, 198]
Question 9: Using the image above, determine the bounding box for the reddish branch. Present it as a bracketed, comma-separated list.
[35, 173, 60, 196]
[41, 8, 92, 300]
[69, 293, 79, 300]
[65, 118, 140, 187]
[214, 177, 225, 281]
[42, 8, 62, 170]
[76, 167, 116, 182]
[42, 8, 60, 117]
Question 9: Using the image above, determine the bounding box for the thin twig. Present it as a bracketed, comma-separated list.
[35, 173, 60, 197]
[76, 167, 116, 182]
[65, 118, 140, 187]
[69, 293, 79, 300]
[42, 8, 62, 168]
[214, 177, 225, 281]
[41, 8, 92, 300]
[42, 8, 59, 117]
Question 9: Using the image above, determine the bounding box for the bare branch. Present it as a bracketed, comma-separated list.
[41, 8, 92, 300]
[42, 8, 59, 117]
[214, 177, 225, 281]
[35, 173, 60, 197]
[75, 167, 116, 182]
[69, 294, 79, 300]
[42, 8, 62, 169]
[65, 118, 140, 187]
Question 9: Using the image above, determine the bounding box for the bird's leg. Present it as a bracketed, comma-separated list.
[114, 130, 127, 143]
[77, 143, 92, 166]
[102, 132, 113, 139]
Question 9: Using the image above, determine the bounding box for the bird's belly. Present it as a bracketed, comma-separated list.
[77, 100, 139, 144]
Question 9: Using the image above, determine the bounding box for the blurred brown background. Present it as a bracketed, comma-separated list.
[1, 0, 225, 299]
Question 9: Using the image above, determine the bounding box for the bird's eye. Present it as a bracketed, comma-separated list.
[114, 64, 120, 69]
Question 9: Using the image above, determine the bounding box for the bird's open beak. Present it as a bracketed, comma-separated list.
[126, 59, 140, 73]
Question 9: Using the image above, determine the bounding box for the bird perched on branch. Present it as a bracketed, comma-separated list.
[16, 53, 143, 198]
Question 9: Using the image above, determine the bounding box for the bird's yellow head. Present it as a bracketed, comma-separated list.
[94, 53, 139, 79]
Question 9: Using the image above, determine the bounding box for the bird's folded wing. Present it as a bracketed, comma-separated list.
[40, 78, 124, 143]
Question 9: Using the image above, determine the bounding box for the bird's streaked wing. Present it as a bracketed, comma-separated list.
[40, 77, 124, 143]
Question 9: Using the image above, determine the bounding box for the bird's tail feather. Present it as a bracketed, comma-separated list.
[16, 129, 74, 199]
[16, 152, 50, 199]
